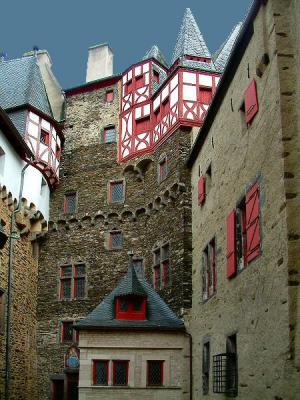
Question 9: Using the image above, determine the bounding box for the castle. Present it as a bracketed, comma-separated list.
[0, 0, 300, 399]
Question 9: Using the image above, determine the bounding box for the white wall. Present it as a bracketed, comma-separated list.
[0, 129, 50, 220]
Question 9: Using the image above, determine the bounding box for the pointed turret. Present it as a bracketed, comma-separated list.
[143, 45, 168, 68]
[213, 22, 243, 72]
[172, 8, 211, 64]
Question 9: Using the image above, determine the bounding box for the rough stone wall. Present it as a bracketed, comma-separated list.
[78, 330, 190, 400]
[37, 82, 193, 398]
[0, 191, 39, 400]
[189, 2, 300, 399]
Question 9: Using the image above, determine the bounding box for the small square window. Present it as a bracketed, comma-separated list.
[147, 361, 164, 386]
[105, 90, 114, 103]
[63, 192, 77, 214]
[103, 126, 116, 143]
[109, 231, 123, 249]
[109, 181, 124, 203]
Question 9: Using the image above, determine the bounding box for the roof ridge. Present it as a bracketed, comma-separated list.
[143, 45, 168, 67]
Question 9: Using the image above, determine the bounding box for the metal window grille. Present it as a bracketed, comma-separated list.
[113, 361, 128, 385]
[75, 278, 85, 299]
[62, 322, 73, 342]
[104, 127, 116, 143]
[132, 259, 144, 279]
[110, 232, 123, 248]
[110, 182, 123, 202]
[64, 193, 77, 213]
[148, 361, 163, 386]
[213, 353, 237, 396]
[95, 361, 108, 385]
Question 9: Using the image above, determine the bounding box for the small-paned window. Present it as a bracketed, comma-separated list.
[109, 181, 124, 203]
[93, 360, 109, 385]
[202, 238, 216, 301]
[109, 231, 123, 250]
[40, 129, 50, 145]
[203, 341, 210, 395]
[59, 263, 86, 300]
[147, 361, 164, 386]
[158, 158, 168, 182]
[153, 70, 159, 84]
[103, 126, 116, 143]
[61, 321, 77, 343]
[105, 90, 114, 103]
[63, 192, 77, 214]
[113, 361, 129, 386]
[153, 244, 170, 290]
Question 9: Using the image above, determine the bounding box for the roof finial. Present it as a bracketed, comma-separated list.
[0, 51, 7, 62]
[33, 45, 39, 57]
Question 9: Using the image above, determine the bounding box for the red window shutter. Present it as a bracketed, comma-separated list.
[106, 91, 114, 102]
[244, 79, 259, 124]
[136, 116, 150, 133]
[246, 182, 261, 263]
[226, 209, 237, 278]
[198, 176, 205, 205]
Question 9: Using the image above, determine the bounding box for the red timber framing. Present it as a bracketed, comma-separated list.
[119, 63, 221, 162]
[24, 107, 64, 188]
[115, 295, 146, 320]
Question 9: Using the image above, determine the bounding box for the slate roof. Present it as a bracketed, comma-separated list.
[172, 8, 211, 64]
[143, 45, 168, 68]
[75, 267, 184, 331]
[0, 56, 52, 119]
[213, 22, 243, 72]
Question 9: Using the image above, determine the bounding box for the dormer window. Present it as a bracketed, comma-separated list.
[115, 295, 146, 320]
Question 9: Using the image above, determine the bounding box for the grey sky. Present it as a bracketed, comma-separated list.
[0, 0, 251, 89]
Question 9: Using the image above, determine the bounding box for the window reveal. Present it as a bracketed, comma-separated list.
[202, 238, 216, 300]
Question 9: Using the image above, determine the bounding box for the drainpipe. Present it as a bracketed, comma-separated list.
[185, 331, 193, 400]
[5, 160, 32, 400]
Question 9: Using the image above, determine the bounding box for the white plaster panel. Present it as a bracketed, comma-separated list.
[28, 121, 39, 138]
[128, 70, 132, 81]
[136, 141, 147, 150]
[183, 71, 196, 84]
[215, 77, 220, 85]
[203, 105, 209, 110]
[29, 111, 39, 123]
[162, 86, 169, 102]
[143, 63, 149, 73]
[128, 113, 132, 134]
[57, 136, 61, 148]
[135, 107, 142, 119]
[51, 138, 56, 152]
[170, 74, 179, 90]
[135, 65, 142, 76]
[170, 89, 178, 107]
[153, 97, 160, 111]
[144, 104, 150, 115]
[123, 148, 129, 157]
[41, 119, 50, 131]
[183, 85, 197, 101]
[199, 74, 212, 87]
[122, 75, 126, 84]
[137, 133, 148, 140]
[144, 73, 149, 85]
[41, 149, 49, 163]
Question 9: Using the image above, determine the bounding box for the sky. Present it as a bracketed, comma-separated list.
[0, 0, 251, 89]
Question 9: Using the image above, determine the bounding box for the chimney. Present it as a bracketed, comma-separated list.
[86, 43, 113, 82]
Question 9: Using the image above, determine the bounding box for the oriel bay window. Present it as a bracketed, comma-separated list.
[59, 263, 86, 300]
[226, 181, 261, 279]
[202, 238, 216, 301]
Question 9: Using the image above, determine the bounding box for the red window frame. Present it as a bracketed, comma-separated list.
[125, 79, 133, 95]
[93, 360, 109, 385]
[161, 97, 170, 118]
[135, 75, 145, 89]
[115, 295, 146, 320]
[135, 116, 150, 134]
[199, 87, 213, 104]
[61, 321, 76, 343]
[147, 360, 164, 386]
[105, 90, 114, 103]
[198, 176, 206, 205]
[112, 360, 129, 386]
[153, 244, 169, 289]
[244, 79, 259, 124]
[56, 144, 61, 160]
[63, 192, 77, 214]
[59, 263, 86, 301]
[153, 70, 159, 84]
[40, 129, 50, 145]
[103, 126, 116, 143]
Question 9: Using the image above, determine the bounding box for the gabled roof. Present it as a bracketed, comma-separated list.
[143, 45, 168, 68]
[213, 22, 243, 72]
[75, 267, 184, 331]
[0, 56, 52, 118]
[172, 8, 211, 64]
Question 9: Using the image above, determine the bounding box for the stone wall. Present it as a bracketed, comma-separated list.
[37, 81, 193, 398]
[189, 1, 300, 399]
[78, 330, 190, 400]
[0, 187, 44, 400]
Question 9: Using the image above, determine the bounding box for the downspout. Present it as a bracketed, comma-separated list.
[5, 160, 32, 400]
[185, 331, 193, 400]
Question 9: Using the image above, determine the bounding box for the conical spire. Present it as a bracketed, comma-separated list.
[143, 45, 168, 67]
[172, 8, 211, 64]
[213, 22, 243, 72]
